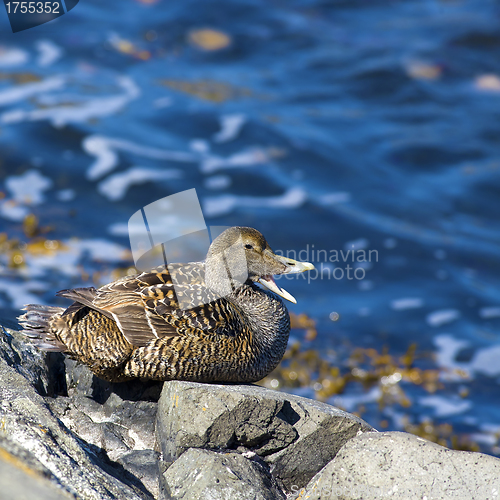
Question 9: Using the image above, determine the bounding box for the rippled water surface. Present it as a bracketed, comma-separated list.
[1, 0, 500, 454]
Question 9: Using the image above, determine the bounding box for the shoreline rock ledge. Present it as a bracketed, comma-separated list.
[156, 380, 373, 498]
[1, 325, 500, 499]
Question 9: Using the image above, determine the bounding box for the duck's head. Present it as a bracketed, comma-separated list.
[205, 226, 314, 303]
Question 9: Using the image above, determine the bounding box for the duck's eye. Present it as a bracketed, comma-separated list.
[245, 244, 253, 250]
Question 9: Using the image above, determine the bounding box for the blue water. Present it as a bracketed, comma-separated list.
[1, 0, 500, 453]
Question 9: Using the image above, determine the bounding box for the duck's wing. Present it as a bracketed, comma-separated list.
[57, 264, 237, 347]
[140, 281, 239, 339]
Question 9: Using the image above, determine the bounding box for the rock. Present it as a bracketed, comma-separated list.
[156, 380, 374, 492]
[160, 448, 285, 500]
[47, 393, 161, 498]
[297, 431, 500, 500]
[0, 438, 71, 500]
[48, 393, 158, 459]
[46, 374, 161, 498]
[0, 324, 66, 397]
[118, 450, 162, 500]
[64, 358, 164, 403]
[0, 326, 156, 499]
[5, 320, 500, 500]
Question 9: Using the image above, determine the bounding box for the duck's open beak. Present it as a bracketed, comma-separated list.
[258, 255, 315, 304]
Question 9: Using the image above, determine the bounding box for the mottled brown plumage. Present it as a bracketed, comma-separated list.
[18, 227, 314, 383]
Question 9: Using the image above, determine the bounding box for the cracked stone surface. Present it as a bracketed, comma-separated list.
[160, 448, 285, 500]
[296, 431, 500, 500]
[0, 326, 160, 499]
[156, 380, 374, 493]
[0, 436, 71, 500]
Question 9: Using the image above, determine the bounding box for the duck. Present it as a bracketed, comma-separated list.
[18, 227, 314, 383]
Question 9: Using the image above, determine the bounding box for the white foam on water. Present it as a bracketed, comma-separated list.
[419, 395, 471, 417]
[0, 200, 29, 221]
[200, 147, 271, 173]
[13, 238, 128, 281]
[463, 416, 477, 426]
[83, 136, 119, 181]
[433, 334, 472, 380]
[56, 189, 75, 202]
[479, 307, 500, 319]
[98, 167, 182, 201]
[383, 407, 407, 429]
[108, 223, 129, 236]
[5, 169, 52, 205]
[0, 280, 48, 309]
[344, 238, 369, 251]
[153, 96, 173, 109]
[469, 433, 498, 446]
[390, 297, 424, 310]
[426, 309, 460, 327]
[469, 345, 500, 377]
[213, 114, 246, 143]
[196, 193, 233, 216]
[0, 237, 138, 311]
[70, 239, 129, 263]
[36, 93, 91, 106]
[190, 139, 210, 153]
[319, 192, 351, 205]
[203, 187, 307, 217]
[433, 334, 500, 379]
[84, 135, 197, 181]
[0, 76, 65, 107]
[23, 249, 81, 278]
[332, 386, 382, 412]
[0, 46, 29, 67]
[480, 423, 500, 434]
[204, 175, 231, 190]
[1, 76, 139, 127]
[35, 40, 63, 67]
[434, 334, 470, 374]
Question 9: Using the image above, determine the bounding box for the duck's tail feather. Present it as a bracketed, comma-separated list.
[18, 304, 67, 352]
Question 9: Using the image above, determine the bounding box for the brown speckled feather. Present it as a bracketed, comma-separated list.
[58, 263, 238, 348]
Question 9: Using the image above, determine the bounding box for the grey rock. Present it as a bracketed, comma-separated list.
[160, 448, 285, 500]
[101, 394, 158, 451]
[64, 357, 164, 403]
[64, 358, 95, 397]
[0, 324, 66, 397]
[48, 393, 157, 461]
[0, 439, 71, 500]
[0, 326, 155, 499]
[297, 431, 500, 500]
[119, 450, 162, 500]
[46, 375, 161, 498]
[156, 380, 374, 492]
[0, 434, 55, 482]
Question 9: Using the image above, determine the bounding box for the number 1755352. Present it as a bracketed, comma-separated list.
[5, 2, 61, 14]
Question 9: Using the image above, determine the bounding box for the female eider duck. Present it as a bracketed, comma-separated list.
[18, 227, 314, 383]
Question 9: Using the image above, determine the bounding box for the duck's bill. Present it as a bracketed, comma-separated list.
[258, 275, 298, 304]
[258, 255, 315, 303]
[278, 256, 315, 275]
